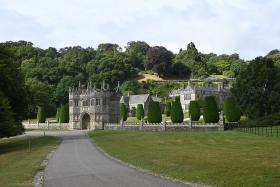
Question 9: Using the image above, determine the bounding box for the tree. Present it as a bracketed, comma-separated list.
[232, 57, 280, 118]
[37, 106, 46, 123]
[120, 103, 127, 121]
[144, 46, 174, 77]
[120, 80, 140, 95]
[171, 96, 184, 123]
[125, 41, 150, 69]
[203, 96, 219, 123]
[56, 107, 61, 122]
[171, 62, 191, 78]
[60, 104, 69, 123]
[136, 104, 144, 120]
[164, 102, 171, 117]
[97, 43, 121, 53]
[223, 96, 241, 122]
[147, 101, 162, 123]
[189, 100, 200, 121]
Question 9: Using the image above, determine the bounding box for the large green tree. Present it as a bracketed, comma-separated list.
[125, 41, 150, 69]
[232, 57, 280, 118]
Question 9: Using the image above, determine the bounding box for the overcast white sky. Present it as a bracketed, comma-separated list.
[0, 0, 279, 59]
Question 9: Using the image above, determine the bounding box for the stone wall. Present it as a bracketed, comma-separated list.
[23, 122, 70, 130]
[104, 122, 223, 131]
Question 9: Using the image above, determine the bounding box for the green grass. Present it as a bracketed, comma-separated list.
[89, 130, 280, 187]
[0, 136, 61, 187]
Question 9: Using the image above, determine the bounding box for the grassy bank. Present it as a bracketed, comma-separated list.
[89, 130, 280, 187]
[0, 136, 61, 187]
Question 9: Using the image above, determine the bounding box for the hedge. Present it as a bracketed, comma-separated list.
[60, 104, 69, 123]
[203, 96, 219, 123]
[171, 96, 184, 123]
[37, 106, 46, 123]
[189, 100, 200, 121]
[136, 104, 144, 120]
[120, 103, 127, 121]
[223, 96, 241, 122]
[147, 101, 162, 123]
[164, 101, 171, 117]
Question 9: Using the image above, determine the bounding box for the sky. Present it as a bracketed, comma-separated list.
[0, 0, 279, 60]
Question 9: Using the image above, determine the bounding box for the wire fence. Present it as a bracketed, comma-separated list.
[235, 126, 280, 137]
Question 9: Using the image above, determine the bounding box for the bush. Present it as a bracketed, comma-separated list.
[120, 103, 127, 121]
[164, 102, 171, 117]
[136, 104, 144, 120]
[203, 96, 219, 123]
[147, 101, 162, 123]
[60, 104, 69, 123]
[56, 107, 61, 122]
[37, 106, 46, 123]
[171, 96, 184, 123]
[223, 96, 241, 122]
[189, 101, 200, 121]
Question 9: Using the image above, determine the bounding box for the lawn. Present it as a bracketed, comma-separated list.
[89, 130, 280, 187]
[0, 136, 61, 187]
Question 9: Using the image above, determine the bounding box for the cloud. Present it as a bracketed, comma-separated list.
[0, 0, 279, 59]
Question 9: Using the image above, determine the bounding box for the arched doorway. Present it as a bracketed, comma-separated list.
[81, 113, 90, 129]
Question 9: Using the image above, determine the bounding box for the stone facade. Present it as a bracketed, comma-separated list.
[169, 81, 231, 112]
[69, 81, 120, 130]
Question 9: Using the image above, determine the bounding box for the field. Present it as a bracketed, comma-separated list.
[89, 130, 280, 187]
[0, 136, 61, 187]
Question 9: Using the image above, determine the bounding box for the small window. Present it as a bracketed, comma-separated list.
[96, 99, 100, 106]
[74, 100, 79, 107]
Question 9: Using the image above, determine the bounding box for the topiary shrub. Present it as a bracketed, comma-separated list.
[37, 106, 46, 123]
[56, 107, 61, 122]
[147, 101, 162, 123]
[164, 101, 171, 117]
[171, 96, 184, 123]
[136, 104, 144, 120]
[203, 96, 219, 123]
[189, 100, 200, 121]
[120, 103, 127, 122]
[60, 104, 69, 123]
[223, 96, 241, 122]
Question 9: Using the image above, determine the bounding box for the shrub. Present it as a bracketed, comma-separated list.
[120, 103, 127, 121]
[136, 104, 144, 120]
[223, 96, 241, 122]
[147, 101, 162, 123]
[203, 96, 219, 123]
[60, 104, 69, 123]
[164, 102, 171, 117]
[37, 106, 46, 123]
[189, 100, 200, 121]
[56, 107, 61, 122]
[171, 96, 184, 123]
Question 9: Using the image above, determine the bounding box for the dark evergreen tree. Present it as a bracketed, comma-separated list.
[120, 103, 127, 121]
[171, 96, 184, 123]
[136, 104, 144, 120]
[147, 101, 162, 123]
[37, 106, 46, 123]
[56, 107, 61, 122]
[60, 104, 69, 123]
[223, 96, 241, 122]
[164, 101, 171, 117]
[189, 100, 200, 121]
[203, 96, 219, 123]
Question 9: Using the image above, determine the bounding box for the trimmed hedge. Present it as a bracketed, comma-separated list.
[56, 107, 61, 122]
[37, 106, 46, 123]
[164, 102, 171, 117]
[136, 104, 144, 120]
[60, 104, 69, 123]
[189, 100, 200, 121]
[223, 96, 241, 122]
[120, 103, 127, 121]
[147, 101, 162, 123]
[203, 96, 219, 123]
[171, 96, 184, 123]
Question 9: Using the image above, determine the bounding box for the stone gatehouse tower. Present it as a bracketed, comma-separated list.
[69, 81, 120, 130]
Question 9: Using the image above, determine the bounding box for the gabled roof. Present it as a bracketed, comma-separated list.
[129, 94, 150, 104]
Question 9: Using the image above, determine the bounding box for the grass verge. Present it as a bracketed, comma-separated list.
[89, 130, 280, 187]
[0, 136, 61, 187]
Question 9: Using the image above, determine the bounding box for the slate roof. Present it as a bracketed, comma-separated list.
[120, 94, 162, 104]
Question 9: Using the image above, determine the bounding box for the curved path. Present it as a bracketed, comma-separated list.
[27, 131, 189, 187]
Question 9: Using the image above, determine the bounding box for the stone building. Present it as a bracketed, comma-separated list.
[169, 81, 231, 112]
[69, 81, 120, 130]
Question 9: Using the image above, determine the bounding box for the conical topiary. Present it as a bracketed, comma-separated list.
[223, 96, 241, 122]
[189, 100, 200, 121]
[203, 96, 219, 123]
[171, 96, 184, 123]
[147, 101, 162, 123]
[37, 106, 46, 123]
[120, 103, 127, 121]
[136, 104, 144, 120]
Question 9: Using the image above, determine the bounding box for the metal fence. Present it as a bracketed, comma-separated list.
[236, 126, 280, 137]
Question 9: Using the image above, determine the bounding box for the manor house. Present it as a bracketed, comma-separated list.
[69, 81, 120, 130]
